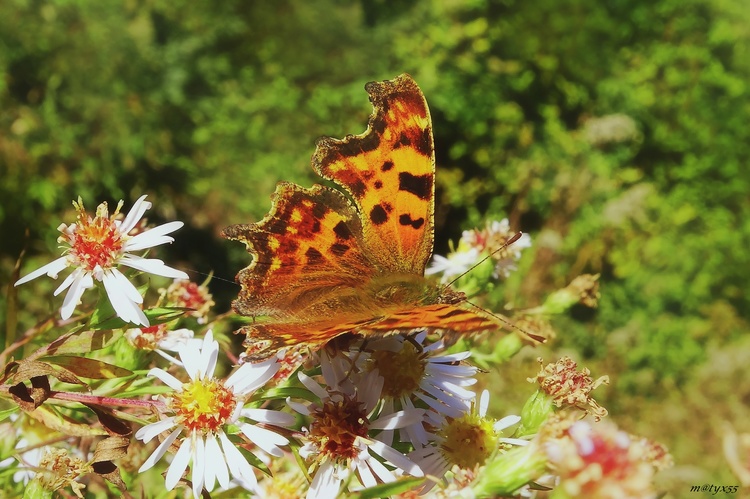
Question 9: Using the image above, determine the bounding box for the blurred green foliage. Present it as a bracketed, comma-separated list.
[2, 0, 749, 495]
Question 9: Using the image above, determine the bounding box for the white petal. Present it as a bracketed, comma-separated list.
[500, 437, 529, 446]
[298, 372, 329, 400]
[191, 435, 205, 499]
[421, 379, 471, 406]
[307, 461, 341, 499]
[240, 408, 295, 427]
[366, 455, 397, 483]
[357, 460, 377, 488]
[414, 391, 465, 418]
[371, 409, 424, 431]
[53, 267, 82, 296]
[226, 357, 279, 394]
[368, 440, 423, 477]
[359, 369, 384, 415]
[119, 195, 151, 234]
[165, 434, 192, 490]
[208, 432, 230, 490]
[135, 417, 178, 443]
[147, 368, 184, 391]
[494, 415, 521, 432]
[239, 423, 288, 457]
[124, 221, 184, 251]
[287, 398, 311, 416]
[59, 271, 93, 319]
[101, 271, 148, 326]
[426, 361, 477, 378]
[119, 254, 188, 279]
[429, 350, 471, 362]
[178, 344, 202, 381]
[218, 432, 257, 487]
[198, 332, 219, 380]
[479, 390, 490, 417]
[138, 427, 182, 473]
[109, 268, 143, 303]
[430, 378, 475, 400]
[15, 257, 69, 286]
[203, 434, 222, 492]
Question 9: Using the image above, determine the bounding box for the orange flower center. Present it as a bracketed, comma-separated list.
[309, 395, 369, 462]
[369, 340, 426, 398]
[171, 379, 237, 433]
[65, 209, 124, 271]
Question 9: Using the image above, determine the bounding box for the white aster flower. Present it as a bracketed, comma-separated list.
[15, 195, 188, 326]
[125, 325, 202, 364]
[353, 332, 479, 447]
[287, 372, 425, 499]
[410, 389, 525, 494]
[136, 331, 294, 499]
[425, 247, 481, 281]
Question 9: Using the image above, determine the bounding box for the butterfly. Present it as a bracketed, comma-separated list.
[223, 74, 507, 361]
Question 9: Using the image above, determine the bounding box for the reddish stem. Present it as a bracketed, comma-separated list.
[48, 390, 167, 410]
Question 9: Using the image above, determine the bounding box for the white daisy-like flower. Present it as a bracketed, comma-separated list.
[15, 195, 188, 326]
[410, 389, 525, 494]
[136, 331, 295, 499]
[287, 371, 425, 499]
[343, 332, 479, 447]
[425, 247, 481, 281]
[125, 325, 202, 364]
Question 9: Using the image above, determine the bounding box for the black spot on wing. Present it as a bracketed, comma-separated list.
[381, 161, 394, 172]
[331, 243, 350, 256]
[305, 247, 324, 264]
[416, 126, 432, 156]
[399, 214, 425, 229]
[312, 202, 327, 220]
[370, 205, 388, 225]
[374, 180, 383, 189]
[398, 172, 432, 200]
[350, 180, 366, 198]
[333, 221, 352, 240]
[440, 309, 470, 319]
[396, 132, 411, 148]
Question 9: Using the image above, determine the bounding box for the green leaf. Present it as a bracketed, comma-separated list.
[349, 477, 425, 498]
[43, 356, 133, 379]
[254, 386, 320, 402]
[0, 406, 19, 422]
[42, 329, 122, 356]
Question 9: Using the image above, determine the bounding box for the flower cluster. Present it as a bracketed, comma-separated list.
[284, 332, 527, 498]
[426, 218, 531, 282]
[5, 196, 673, 499]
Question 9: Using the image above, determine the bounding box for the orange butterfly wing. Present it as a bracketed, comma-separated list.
[224, 74, 503, 360]
[313, 74, 434, 275]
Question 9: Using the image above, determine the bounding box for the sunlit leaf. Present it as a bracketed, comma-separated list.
[43, 356, 133, 379]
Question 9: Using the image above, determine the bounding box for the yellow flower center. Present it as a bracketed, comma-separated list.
[64, 201, 125, 271]
[369, 340, 426, 399]
[171, 379, 237, 433]
[309, 395, 369, 462]
[439, 412, 498, 469]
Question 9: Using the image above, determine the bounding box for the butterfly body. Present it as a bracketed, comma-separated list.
[223, 74, 504, 360]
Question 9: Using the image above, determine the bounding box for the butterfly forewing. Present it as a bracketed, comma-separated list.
[313, 74, 435, 275]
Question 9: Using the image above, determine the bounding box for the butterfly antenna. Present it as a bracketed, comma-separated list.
[461, 299, 547, 344]
[443, 231, 523, 289]
[439, 231, 546, 344]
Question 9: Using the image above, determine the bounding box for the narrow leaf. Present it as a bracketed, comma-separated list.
[44, 356, 133, 379]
